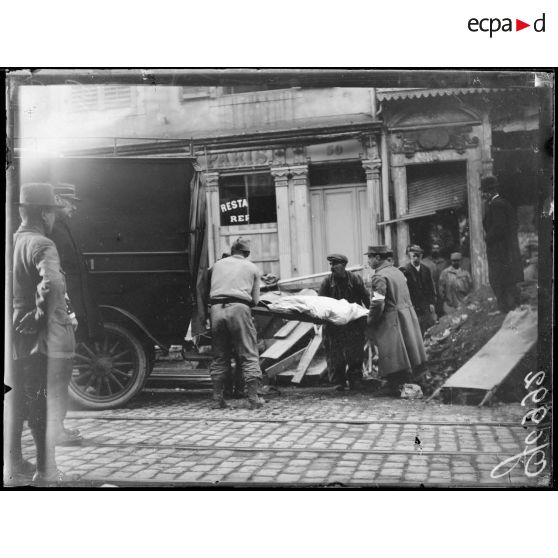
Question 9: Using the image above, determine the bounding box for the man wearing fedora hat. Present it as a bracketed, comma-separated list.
[401, 244, 436, 334]
[318, 253, 370, 391]
[5, 183, 76, 484]
[481, 175, 523, 313]
[50, 183, 103, 446]
[365, 245, 426, 396]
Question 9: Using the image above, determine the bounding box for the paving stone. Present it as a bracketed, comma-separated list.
[32, 389, 535, 486]
[276, 474, 301, 483]
[175, 472, 203, 482]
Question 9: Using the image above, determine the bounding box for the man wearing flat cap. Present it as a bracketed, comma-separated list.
[318, 253, 370, 391]
[401, 244, 436, 334]
[481, 175, 523, 313]
[50, 183, 103, 446]
[365, 245, 426, 395]
[5, 183, 76, 485]
[438, 252, 473, 314]
[204, 238, 265, 409]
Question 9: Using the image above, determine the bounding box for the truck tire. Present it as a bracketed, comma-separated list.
[69, 322, 148, 410]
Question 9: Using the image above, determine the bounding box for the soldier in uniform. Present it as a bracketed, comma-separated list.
[318, 253, 370, 391]
[5, 183, 76, 485]
[204, 239, 265, 409]
[365, 245, 426, 396]
[50, 184, 104, 445]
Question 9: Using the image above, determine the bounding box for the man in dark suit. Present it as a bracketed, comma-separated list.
[402, 245, 436, 334]
[481, 176, 523, 313]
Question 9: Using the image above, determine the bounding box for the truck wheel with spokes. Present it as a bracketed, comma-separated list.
[69, 322, 148, 410]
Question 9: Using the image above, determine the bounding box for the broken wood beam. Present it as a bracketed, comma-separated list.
[291, 329, 323, 385]
[273, 320, 300, 339]
[260, 322, 315, 360]
[265, 348, 306, 378]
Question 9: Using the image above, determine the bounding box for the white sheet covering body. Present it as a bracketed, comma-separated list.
[268, 295, 368, 325]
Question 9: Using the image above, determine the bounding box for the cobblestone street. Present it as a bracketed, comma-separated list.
[19, 387, 550, 487]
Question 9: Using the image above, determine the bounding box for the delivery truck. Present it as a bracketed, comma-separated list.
[12, 154, 206, 409]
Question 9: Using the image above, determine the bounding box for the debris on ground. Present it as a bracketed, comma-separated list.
[400, 384, 423, 399]
[422, 282, 537, 402]
[430, 306, 537, 406]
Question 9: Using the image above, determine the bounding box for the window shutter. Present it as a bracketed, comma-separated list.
[407, 167, 467, 219]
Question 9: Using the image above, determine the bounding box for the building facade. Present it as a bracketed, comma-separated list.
[16, 82, 545, 285]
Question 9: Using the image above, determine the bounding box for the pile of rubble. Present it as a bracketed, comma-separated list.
[421, 282, 537, 399]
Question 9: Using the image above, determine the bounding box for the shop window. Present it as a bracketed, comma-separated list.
[219, 173, 276, 226]
[309, 162, 366, 186]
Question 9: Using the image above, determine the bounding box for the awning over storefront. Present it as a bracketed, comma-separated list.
[377, 87, 508, 102]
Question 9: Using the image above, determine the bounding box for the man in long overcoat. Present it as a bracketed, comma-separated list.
[402, 245, 437, 334]
[51, 184, 103, 342]
[365, 245, 426, 395]
[6, 183, 76, 485]
[318, 253, 370, 391]
[50, 184, 103, 445]
[481, 176, 523, 313]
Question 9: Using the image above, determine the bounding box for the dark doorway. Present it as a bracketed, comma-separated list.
[406, 161, 469, 267]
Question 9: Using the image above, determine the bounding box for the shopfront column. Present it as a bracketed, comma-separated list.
[467, 156, 489, 287]
[391, 164, 410, 263]
[290, 165, 313, 276]
[270, 166, 293, 279]
[362, 159, 382, 246]
[205, 171, 220, 265]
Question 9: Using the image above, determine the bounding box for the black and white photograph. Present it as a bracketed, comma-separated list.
[3, 68, 554, 489]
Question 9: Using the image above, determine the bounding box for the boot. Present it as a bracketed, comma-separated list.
[30, 426, 56, 473]
[4, 459, 35, 487]
[210, 375, 229, 409]
[245, 379, 265, 410]
[32, 469, 79, 485]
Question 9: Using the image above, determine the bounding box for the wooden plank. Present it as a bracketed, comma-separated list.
[306, 356, 327, 377]
[266, 348, 306, 378]
[273, 320, 300, 339]
[441, 307, 537, 393]
[279, 355, 327, 378]
[291, 329, 323, 384]
[220, 228, 278, 236]
[260, 322, 315, 360]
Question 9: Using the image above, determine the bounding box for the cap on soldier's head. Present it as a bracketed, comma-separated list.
[231, 238, 250, 253]
[365, 245, 393, 257]
[327, 253, 348, 265]
[54, 183, 81, 202]
[19, 183, 64, 208]
[450, 252, 462, 261]
[409, 244, 424, 254]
